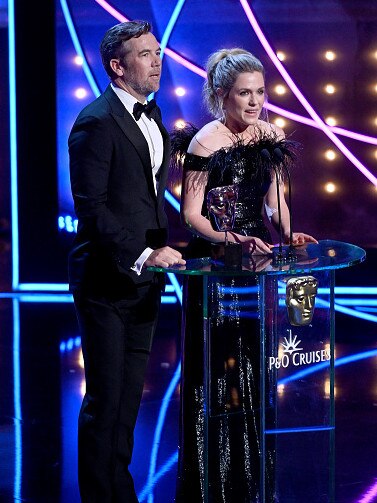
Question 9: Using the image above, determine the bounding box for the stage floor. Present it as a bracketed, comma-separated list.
[0, 253, 376, 503]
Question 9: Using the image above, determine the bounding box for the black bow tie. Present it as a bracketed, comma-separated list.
[133, 99, 157, 121]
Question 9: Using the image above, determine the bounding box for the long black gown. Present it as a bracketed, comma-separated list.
[173, 133, 296, 503]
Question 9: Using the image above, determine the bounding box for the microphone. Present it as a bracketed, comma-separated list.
[261, 148, 284, 262]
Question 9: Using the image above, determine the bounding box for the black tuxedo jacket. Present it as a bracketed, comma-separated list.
[68, 85, 170, 295]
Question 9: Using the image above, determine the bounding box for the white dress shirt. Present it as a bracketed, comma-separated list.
[111, 84, 164, 275]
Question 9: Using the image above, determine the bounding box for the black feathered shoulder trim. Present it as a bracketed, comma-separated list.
[170, 123, 199, 173]
[209, 129, 300, 181]
[170, 123, 300, 182]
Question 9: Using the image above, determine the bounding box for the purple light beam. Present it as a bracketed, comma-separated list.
[357, 478, 377, 503]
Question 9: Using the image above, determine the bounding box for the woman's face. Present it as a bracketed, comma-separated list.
[222, 71, 265, 132]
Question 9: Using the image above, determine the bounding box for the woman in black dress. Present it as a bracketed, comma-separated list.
[174, 48, 316, 502]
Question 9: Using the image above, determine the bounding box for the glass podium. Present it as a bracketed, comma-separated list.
[149, 240, 365, 502]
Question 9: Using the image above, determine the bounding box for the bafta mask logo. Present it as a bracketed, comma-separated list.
[285, 276, 319, 326]
[207, 185, 238, 236]
[207, 185, 242, 268]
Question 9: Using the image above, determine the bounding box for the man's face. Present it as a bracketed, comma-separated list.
[117, 32, 161, 101]
[286, 279, 318, 326]
[207, 186, 238, 231]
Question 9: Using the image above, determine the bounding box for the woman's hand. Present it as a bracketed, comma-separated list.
[230, 233, 273, 255]
[285, 232, 318, 246]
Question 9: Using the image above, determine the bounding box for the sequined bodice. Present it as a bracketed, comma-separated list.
[184, 148, 272, 239]
[208, 155, 271, 234]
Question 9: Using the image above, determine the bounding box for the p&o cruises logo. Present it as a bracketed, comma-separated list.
[268, 330, 331, 370]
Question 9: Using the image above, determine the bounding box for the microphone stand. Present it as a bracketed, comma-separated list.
[271, 164, 285, 264]
[274, 148, 297, 262]
[261, 149, 284, 263]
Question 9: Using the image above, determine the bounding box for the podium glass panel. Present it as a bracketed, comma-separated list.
[203, 274, 263, 501]
[260, 270, 335, 502]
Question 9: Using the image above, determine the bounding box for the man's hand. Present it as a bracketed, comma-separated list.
[144, 246, 186, 269]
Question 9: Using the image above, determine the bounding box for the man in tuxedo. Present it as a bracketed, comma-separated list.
[68, 20, 185, 503]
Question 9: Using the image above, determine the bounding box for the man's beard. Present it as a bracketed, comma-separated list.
[130, 77, 159, 98]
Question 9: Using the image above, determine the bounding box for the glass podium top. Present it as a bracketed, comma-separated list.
[148, 240, 365, 277]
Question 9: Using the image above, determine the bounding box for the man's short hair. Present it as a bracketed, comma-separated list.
[100, 20, 152, 78]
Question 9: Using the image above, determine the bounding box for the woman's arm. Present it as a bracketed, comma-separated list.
[263, 122, 317, 245]
[264, 173, 291, 241]
[181, 126, 233, 243]
[264, 174, 317, 246]
[181, 169, 228, 243]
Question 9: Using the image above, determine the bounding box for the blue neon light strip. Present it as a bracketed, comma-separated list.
[318, 297, 377, 323]
[9, 0, 19, 289]
[12, 282, 377, 317]
[60, 0, 100, 98]
[220, 286, 259, 294]
[278, 349, 377, 385]
[167, 272, 182, 304]
[143, 360, 181, 503]
[12, 298, 22, 499]
[160, 296, 177, 304]
[138, 451, 178, 502]
[148, 0, 186, 100]
[159, 0, 186, 60]
[164, 190, 181, 212]
[322, 287, 377, 295]
[265, 425, 334, 435]
[355, 307, 377, 313]
[221, 300, 259, 307]
[335, 299, 377, 306]
[145, 277, 182, 502]
[335, 349, 377, 367]
[10, 294, 73, 303]
[18, 283, 70, 292]
[21, 278, 372, 300]
[277, 286, 377, 296]
[145, 124, 185, 501]
[0, 292, 175, 305]
[278, 361, 331, 386]
[16, 283, 178, 294]
[221, 310, 259, 319]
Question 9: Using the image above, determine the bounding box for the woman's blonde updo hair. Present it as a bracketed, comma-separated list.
[203, 48, 265, 118]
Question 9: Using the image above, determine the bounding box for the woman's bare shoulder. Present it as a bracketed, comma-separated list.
[187, 120, 233, 156]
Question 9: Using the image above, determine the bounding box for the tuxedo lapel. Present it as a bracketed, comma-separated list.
[152, 107, 171, 202]
[104, 86, 156, 197]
